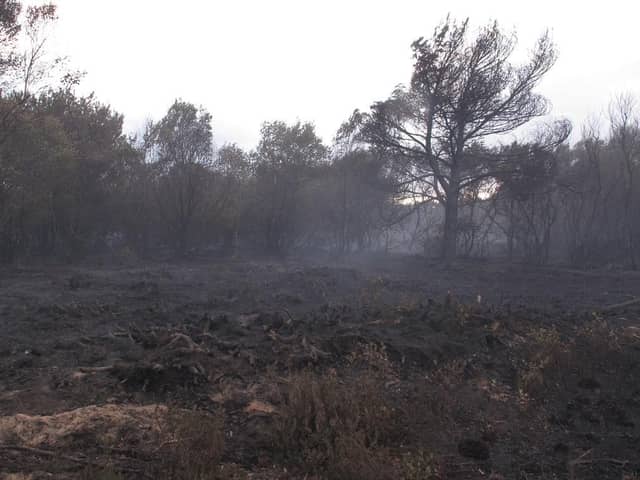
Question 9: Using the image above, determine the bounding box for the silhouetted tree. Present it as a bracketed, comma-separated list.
[558, 118, 609, 266]
[359, 17, 568, 261]
[0, 87, 129, 260]
[252, 121, 326, 254]
[214, 143, 250, 253]
[0, 1, 61, 145]
[145, 100, 213, 255]
[609, 94, 640, 269]
[492, 143, 561, 263]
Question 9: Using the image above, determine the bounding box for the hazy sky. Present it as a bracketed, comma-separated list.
[47, 0, 640, 149]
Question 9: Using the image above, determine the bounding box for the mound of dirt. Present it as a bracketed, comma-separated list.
[0, 404, 166, 449]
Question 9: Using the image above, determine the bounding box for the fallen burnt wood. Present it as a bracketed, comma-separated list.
[268, 330, 331, 366]
[80, 327, 212, 393]
[599, 297, 640, 313]
[111, 360, 208, 393]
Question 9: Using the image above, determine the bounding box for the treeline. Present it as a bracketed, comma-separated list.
[1, 4, 639, 268]
[419, 97, 640, 268]
[0, 92, 397, 261]
[490, 97, 640, 268]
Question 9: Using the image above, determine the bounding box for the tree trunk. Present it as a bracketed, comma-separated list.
[507, 198, 515, 262]
[441, 187, 459, 263]
[623, 164, 637, 270]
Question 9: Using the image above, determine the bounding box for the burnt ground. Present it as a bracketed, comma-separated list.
[0, 255, 639, 479]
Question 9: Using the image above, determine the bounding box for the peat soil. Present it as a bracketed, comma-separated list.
[0, 255, 639, 479]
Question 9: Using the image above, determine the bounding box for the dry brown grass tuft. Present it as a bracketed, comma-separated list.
[346, 342, 396, 377]
[273, 368, 398, 479]
[152, 408, 225, 480]
[518, 317, 627, 399]
[401, 449, 442, 480]
[518, 326, 571, 397]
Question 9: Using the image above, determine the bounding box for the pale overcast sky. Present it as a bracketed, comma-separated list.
[47, 0, 640, 149]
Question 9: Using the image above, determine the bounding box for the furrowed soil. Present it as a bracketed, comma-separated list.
[0, 255, 639, 479]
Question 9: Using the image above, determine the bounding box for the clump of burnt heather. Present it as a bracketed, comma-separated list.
[517, 314, 636, 400]
[78, 408, 228, 480]
[330, 297, 640, 479]
[272, 343, 402, 479]
[152, 408, 226, 480]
